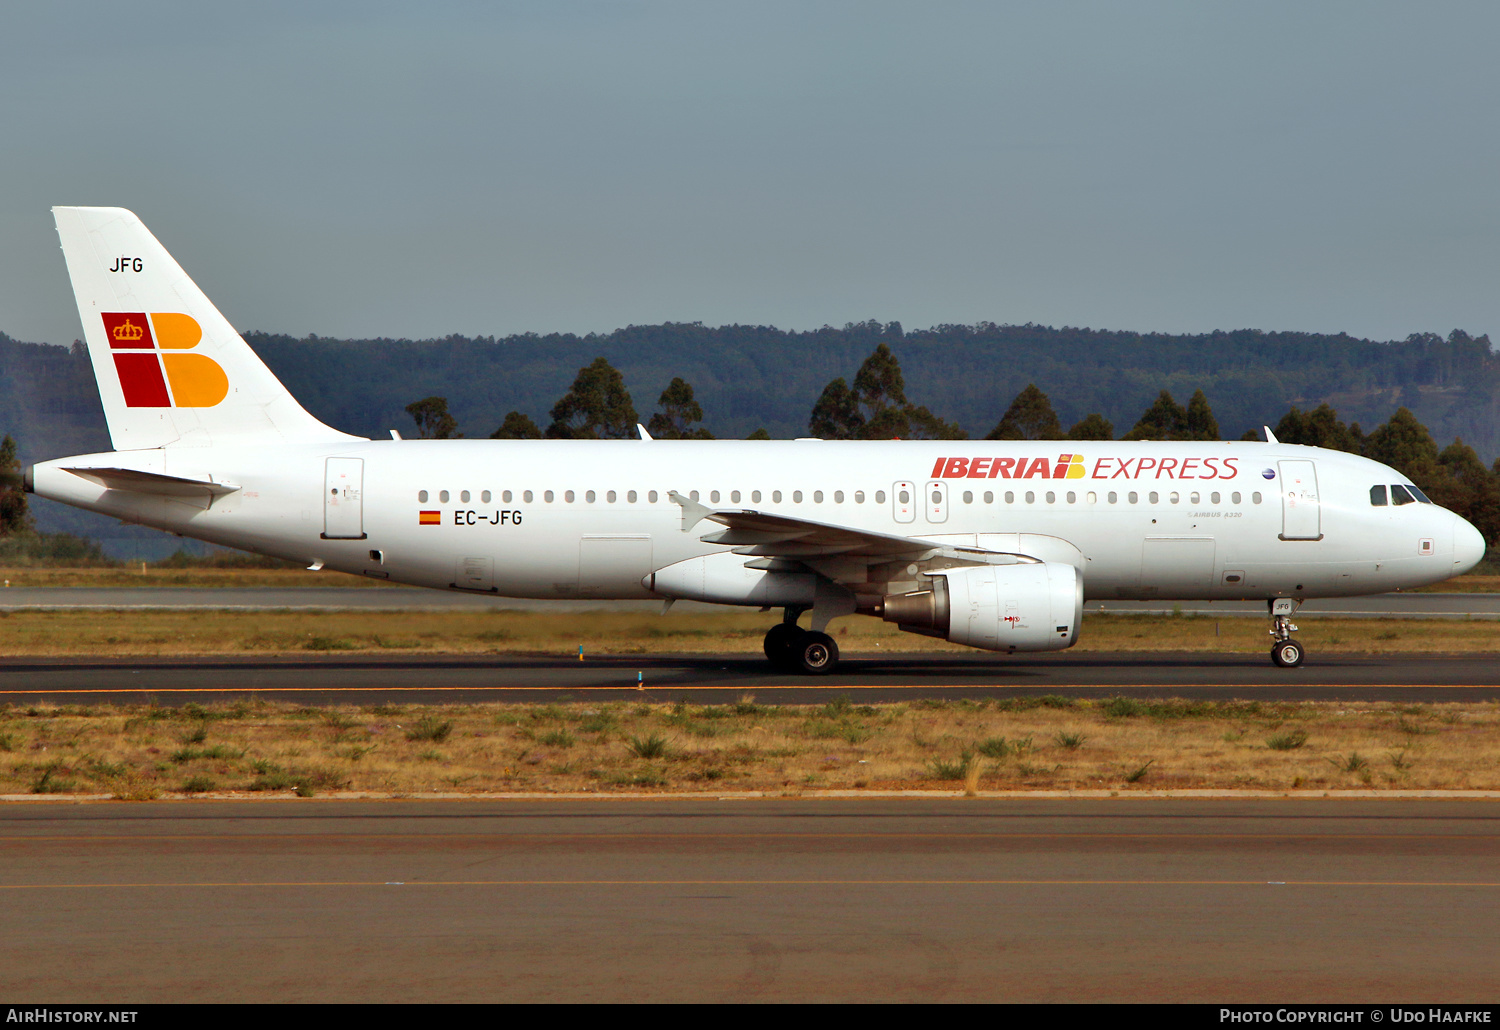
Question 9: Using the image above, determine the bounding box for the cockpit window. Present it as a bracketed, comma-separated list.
[1370, 485, 1388, 506]
[1390, 484, 1417, 506]
[1407, 483, 1433, 503]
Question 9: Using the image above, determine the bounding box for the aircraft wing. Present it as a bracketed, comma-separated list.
[669, 490, 1036, 564]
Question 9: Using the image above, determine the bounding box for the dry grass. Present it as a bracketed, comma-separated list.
[0, 565, 391, 589]
[1, 697, 1496, 797]
[2, 607, 1500, 656]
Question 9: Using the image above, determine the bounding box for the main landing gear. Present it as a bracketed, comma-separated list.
[764, 608, 840, 675]
[1269, 598, 1304, 668]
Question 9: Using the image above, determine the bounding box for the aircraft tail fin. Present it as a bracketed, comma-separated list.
[52, 206, 359, 450]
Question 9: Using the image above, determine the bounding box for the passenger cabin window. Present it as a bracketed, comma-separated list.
[1252, 492, 1262, 504]
[439, 490, 450, 503]
[1370, 485, 1389, 506]
[461, 490, 470, 503]
[1025, 491, 1036, 504]
[752, 490, 762, 502]
[983, 491, 993, 504]
[649, 490, 658, 503]
[773, 491, 783, 502]
[731, 490, 741, 503]
[710, 491, 720, 503]
[793, 491, 803, 503]
[565, 490, 576, 503]
[875, 490, 886, 503]
[627, 490, 636, 503]
[503, 490, 513, 503]
[543, 490, 554, 502]
[855, 491, 865, 503]
[1005, 491, 1015, 504]
[1148, 492, 1159, 504]
[523, 490, 534, 502]
[897, 489, 909, 504]
[1391, 484, 1417, 506]
[834, 490, 843, 503]
[1066, 491, 1076, 503]
[418, 490, 429, 503]
[813, 490, 823, 503]
[963, 491, 973, 504]
[607, 490, 616, 503]
[1231, 492, 1241, 504]
[1128, 492, 1139, 504]
[586, 490, 596, 503]
[481, 490, 491, 503]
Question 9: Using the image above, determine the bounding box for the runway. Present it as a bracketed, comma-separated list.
[4, 586, 1500, 617]
[1, 798, 1494, 1002]
[5, 651, 1500, 704]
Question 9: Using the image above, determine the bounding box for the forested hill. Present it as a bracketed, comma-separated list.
[251, 321, 1500, 456]
[4, 321, 1497, 468]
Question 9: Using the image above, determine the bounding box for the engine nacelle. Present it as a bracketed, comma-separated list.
[878, 562, 1082, 652]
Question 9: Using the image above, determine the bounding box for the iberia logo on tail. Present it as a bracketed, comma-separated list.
[101, 313, 228, 408]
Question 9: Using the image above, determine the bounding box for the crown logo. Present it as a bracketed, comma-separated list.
[112, 318, 144, 342]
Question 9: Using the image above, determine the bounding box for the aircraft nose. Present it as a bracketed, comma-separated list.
[1453, 514, 1486, 575]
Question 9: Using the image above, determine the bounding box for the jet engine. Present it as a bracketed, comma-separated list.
[875, 562, 1082, 652]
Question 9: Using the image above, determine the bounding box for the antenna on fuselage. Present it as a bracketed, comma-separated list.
[1263, 426, 1279, 444]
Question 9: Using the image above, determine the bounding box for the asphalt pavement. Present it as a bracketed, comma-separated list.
[4, 651, 1500, 704]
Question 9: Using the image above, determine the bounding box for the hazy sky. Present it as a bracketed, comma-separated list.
[3, 1, 1497, 346]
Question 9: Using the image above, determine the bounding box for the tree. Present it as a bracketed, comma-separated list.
[745, 428, 771, 440]
[808, 378, 864, 440]
[851, 342, 908, 438]
[546, 357, 639, 439]
[1066, 413, 1114, 441]
[808, 344, 965, 440]
[1273, 403, 1360, 452]
[1364, 408, 1441, 482]
[0, 435, 30, 537]
[905, 405, 968, 441]
[489, 411, 542, 439]
[1183, 389, 1220, 441]
[986, 384, 1062, 441]
[405, 396, 458, 439]
[1123, 390, 1188, 441]
[646, 377, 713, 439]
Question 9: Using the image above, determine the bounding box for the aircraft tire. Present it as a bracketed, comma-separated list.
[792, 631, 840, 675]
[1271, 639, 1304, 668]
[764, 623, 801, 665]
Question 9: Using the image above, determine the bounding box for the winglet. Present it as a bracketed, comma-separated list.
[637, 424, 654, 441]
[1263, 425, 1279, 444]
[668, 490, 713, 531]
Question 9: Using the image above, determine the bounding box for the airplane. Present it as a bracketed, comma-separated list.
[20, 207, 1487, 673]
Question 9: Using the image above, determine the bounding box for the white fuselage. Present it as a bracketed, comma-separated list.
[32, 438, 1483, 604]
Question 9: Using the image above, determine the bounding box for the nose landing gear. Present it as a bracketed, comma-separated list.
[1269, 598, 1304, 667]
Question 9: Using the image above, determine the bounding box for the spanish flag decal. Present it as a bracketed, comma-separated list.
[419, 510, 441, 525]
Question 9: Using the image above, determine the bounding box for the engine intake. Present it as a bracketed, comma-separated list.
[878, 562, 1082, 652]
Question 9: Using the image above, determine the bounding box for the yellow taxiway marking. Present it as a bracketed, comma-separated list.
[0, 879, 1496, 889]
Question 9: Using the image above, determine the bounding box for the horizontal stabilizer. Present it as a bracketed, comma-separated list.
[64, 466, 239, 507]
